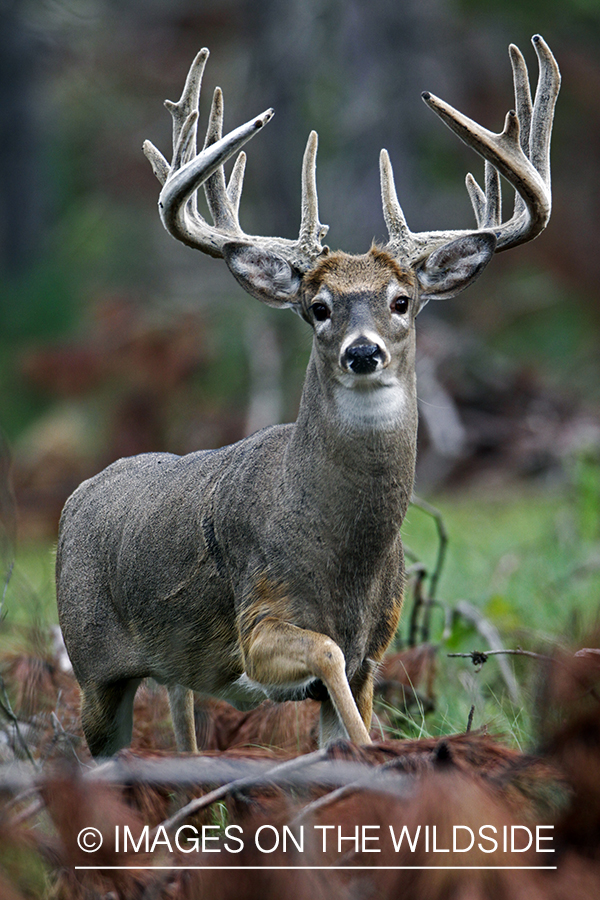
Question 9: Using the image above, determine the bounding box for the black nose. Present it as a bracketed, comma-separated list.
[344, 342, 382, 375]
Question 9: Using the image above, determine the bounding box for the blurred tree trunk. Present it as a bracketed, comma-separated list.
[0, 2, 44, 275]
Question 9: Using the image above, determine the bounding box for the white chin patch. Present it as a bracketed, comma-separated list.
[334, 382, 406, 430]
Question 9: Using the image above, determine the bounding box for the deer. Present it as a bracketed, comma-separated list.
[56, 36, 559, 756]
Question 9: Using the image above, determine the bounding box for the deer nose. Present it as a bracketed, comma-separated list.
[342, 341, 383, 375]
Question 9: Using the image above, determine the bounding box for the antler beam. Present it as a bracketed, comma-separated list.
[143, 49, 329, 271]
[381, 35, 560, 263]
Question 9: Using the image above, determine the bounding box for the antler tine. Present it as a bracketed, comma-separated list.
[420, 92, 550, 242]
[298, 131, 329, 250]
[148, 49, 208, 218]
[463, 40, 536, 230]
[379, 149, 413, 254]
[155, 108, 274, 257]
[142, 140, 169, 186]
[509, 43, 532, 219]
[226, 151, 247, 216]
[171, 110, 198, 173]
[510, 44, 533, 154]
[529, 35, 560, 184]
[467, 160, 502, 228]
[202, 86, 242, 232]
[143, 47, 274, 257]
[420, 35, 559, 251]
[484, 161, 501, 227]
[465, 171, 486, 228]
[165, 48, 209, 161]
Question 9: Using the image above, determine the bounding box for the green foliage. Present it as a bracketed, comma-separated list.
[395, 486, 600, 742]
[211, 802, 230, 833]
[0, 545, 57, 649]
[572, 447, 600, 541]
[403, 488, 600, 638]
[0, 842, 49, 899]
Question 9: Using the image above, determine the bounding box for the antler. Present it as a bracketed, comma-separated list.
[143, 49, 329, 271]
[381, 35, 560, 264]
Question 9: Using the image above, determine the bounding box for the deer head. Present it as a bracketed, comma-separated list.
[141, 38, 559, 444]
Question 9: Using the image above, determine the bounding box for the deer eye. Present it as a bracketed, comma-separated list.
[311, 302, 331, 322]
[391, 296, 409, 315]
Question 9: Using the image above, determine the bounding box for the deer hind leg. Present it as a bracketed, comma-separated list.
[245, 619, 371, 746]
[167, 684, 198, 753]
[80, 678, 141, 757]
[351, 664, 376, 732]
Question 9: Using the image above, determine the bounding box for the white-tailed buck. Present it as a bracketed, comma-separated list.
[57, 37, 559, 755]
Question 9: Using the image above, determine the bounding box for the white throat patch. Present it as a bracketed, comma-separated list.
[334, 380, 407, 431]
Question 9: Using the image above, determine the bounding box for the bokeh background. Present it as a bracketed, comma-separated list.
[0, 0, 599, 584]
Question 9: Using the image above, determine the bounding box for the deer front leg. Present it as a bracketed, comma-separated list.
[320, 662, 377, 744]
[245, 618, 371, 745]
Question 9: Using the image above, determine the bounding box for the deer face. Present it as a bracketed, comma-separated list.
[300, 249, 419, 430]
[300, 248, 416, 382]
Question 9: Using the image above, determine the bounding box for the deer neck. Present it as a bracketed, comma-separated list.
[286, 350, 418, 530]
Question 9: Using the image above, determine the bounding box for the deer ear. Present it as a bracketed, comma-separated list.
[223, 242, 302, 309]
[415, 233, 496, 306]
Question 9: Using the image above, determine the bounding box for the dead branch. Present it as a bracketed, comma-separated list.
[0, 676, 39, 767]
[452, 600, 521, 705]
[290, 753, 417, 826]
[404, 496, 449, 645]
[153, 748, 329, 834]
[449, 645, 600, 704]
[410, 494, 448, 603]
[448, 647, 555, 665]
[406, 563, 428, 647]
[466, 704, 475, 733]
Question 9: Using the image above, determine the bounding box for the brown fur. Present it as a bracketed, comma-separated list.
[303, 247, 416, 296]
[238, 574, 297, 660]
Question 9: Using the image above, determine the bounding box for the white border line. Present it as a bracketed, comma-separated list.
[75, 865, 557, 871]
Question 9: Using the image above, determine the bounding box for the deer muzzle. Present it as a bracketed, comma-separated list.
[342, 340, 386, 375]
